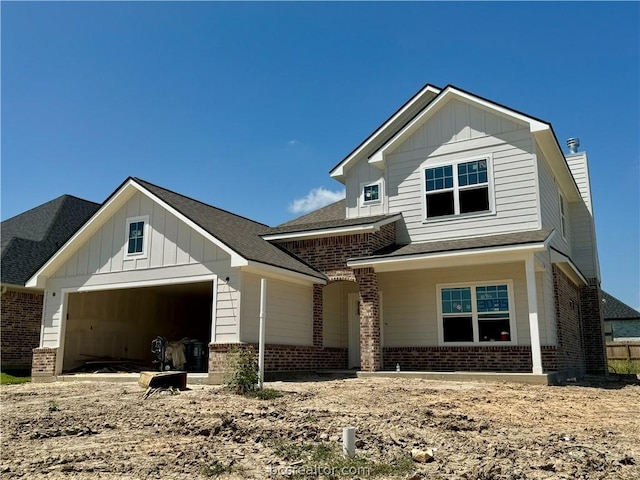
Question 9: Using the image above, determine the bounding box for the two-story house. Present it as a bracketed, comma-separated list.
[27, 84, 606, 383]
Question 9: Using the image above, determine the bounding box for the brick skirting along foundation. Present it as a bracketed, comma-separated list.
[209, 343, 347, 382]
[383, 346, 558, 373]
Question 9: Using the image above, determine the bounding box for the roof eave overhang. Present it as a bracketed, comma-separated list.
[533, 130, 582, 201]
[329, 84, 442, 182]
[549, 248, 588, 286]
[347, 241, 549, 273]
[262, 215, 402, 241]
[26, 178, 249, 288]
[242, 261, 326, 285]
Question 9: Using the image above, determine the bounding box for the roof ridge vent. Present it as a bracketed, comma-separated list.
[567, 137, 580, 154]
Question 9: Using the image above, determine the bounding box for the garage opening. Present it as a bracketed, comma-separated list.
[62, 281, 212, 373]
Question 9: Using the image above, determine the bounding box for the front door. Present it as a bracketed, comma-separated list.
[348, 293, 360, 369]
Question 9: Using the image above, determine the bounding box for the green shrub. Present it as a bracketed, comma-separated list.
[222, 346, 259, 394]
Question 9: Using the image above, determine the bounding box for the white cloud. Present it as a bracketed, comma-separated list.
[288, 187, 346, 214]
[287, 139, 300, 146]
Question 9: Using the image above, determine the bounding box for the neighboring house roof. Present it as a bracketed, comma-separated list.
[1, 195, 100, 286]
[602, 291, 640, 320]
[349, 230, 553, 264]
[265, 199, 400, 238]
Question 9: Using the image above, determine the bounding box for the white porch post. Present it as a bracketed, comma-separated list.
[525, 254, 543, 374]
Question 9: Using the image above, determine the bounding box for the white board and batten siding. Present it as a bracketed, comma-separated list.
[378, 262, 555, 348]
[239, 272, 313, 346]
[40, 191, 240, 348]
[345, 161, 387, 218]
[376, 98, 539, 243]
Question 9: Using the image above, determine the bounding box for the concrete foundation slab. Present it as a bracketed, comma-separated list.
[357, 370, 557, 385]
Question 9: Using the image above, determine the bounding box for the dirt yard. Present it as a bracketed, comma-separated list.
[1, 376, 639, 479]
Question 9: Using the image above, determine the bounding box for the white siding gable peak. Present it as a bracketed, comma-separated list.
[369, 86, 550, 164]
[25, 178, 247, 288]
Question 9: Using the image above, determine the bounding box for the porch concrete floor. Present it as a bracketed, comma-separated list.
[357, 370, 557, 385]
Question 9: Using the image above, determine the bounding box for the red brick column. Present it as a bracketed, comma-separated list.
[31, 347, 58, 382]
[313, 284, 323, 347]
[580, 279, 607, 374]
[354, 267, 380, 372]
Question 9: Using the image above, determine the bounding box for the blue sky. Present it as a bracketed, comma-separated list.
[2, 2, 638, 308]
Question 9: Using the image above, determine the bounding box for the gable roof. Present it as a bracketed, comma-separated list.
[26, 178, 325, 288]
[133, 179, 325, 280]
[332, 83, 581, 201]
[602, 291, 640, 320]
[1, 195, 100, 286]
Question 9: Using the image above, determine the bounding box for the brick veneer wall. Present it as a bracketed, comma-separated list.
[32, 347, 58, 382]
[209, 343, 347, 375]
[553, 266, 586, 376]
[383, 346, 558, 373]
[580, 279, 607, 374]
[1, 289, 43, 369]
[275, 223, 396, 279]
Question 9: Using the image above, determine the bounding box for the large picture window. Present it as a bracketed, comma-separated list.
[424, 157, 492, 219]
[438, 282, 515, 344]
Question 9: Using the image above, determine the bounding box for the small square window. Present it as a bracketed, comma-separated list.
[363, 184, 379, 202]
[125, 216, 149, 258]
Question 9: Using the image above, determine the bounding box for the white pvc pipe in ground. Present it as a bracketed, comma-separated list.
[343, 426, 355, 457]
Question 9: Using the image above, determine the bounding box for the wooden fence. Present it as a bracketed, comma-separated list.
[606, 342, 640, 360]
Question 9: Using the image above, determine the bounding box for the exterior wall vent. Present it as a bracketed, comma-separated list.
[567, 138, 580, 154]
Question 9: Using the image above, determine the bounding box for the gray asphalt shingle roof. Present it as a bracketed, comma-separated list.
[134, 178, 326, 280]
[351, 229, 553, 261]
[602, 291, 640, 320]
[267, 200, 398, 235]
[1, 195, 100, 286]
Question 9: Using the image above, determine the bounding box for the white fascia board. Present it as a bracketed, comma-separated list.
[25, 180, 140, 288]
[63, 273, 217, 293]
[1, 282, 43, 293]
[373, 87, 551, 160]
[550, 249, 588, 285]
[347, 242, 548, 272]
[330, 85, 441, 180]
[261, 215, 401, 241]
[242, 261, 326, 286]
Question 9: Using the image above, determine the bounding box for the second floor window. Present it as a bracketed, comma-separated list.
[424, 158, 491, 219]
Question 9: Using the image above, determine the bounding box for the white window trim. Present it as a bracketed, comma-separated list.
[436, 279, 517, 346]
[558, 189, 568, 241]
[125, 215, 150, 259]
[360, 179, 383, 207]
[421, 154, 495, 223]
